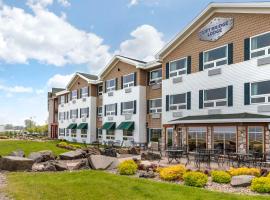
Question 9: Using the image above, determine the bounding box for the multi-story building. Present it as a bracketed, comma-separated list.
[48, 2, 270, 154]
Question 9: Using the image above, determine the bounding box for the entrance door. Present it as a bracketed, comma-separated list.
[177, 128, 183, 148]
[166, 128, 173, 149]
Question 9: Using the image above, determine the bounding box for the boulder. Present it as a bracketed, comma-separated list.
[54, 161, 68, 171]
[230, 175, 255, 187]
[117, 148, 130, 154]
[32, 161, 56, 172]
[28, 150, 55, 163]
[68, 159, 90, 170]
[88, 155, 119, 170]
[59, 150, 84, 160]
[82, 147, 101, 156]
[0, 156, 34, 171]
[8, 149, 25, 157]
[129, 147, 140, 155]
[102, 148, 117, 157]
[139, 170, 156, 178]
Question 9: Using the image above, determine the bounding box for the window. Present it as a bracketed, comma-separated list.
[149, 69, 162, 84]
[169, 57, 187, 77]
[70, 109, 78, 119]
[149, 98, 162, 113]
[166, 128, 173, 148]
[204, 87, 227, 108]
[251, 80, 270, 104]
[98, 85, 103, 96]
[59, 128, 65, 136]
[59, 112, 65, 120]
[81, 87, 88, 98]
[203, 45, 228, 69]
[251, 32, 270, 59]
[71, 90, 77, 99]
[106, 104, 116, 116]
[71, 129, 76, 137]
[60, 95, 65, 104]
[169, 93, 187, 110]
[66, 129, 69, 137]
[97, 107, 103, 117]
[248, 127, 263, 153]
[81, 129, 87, 138]
[106, 130, 115, 140]
[122, 101, 134, 114]
[106, 79, 115, 92]
[123, 130, 133, 140]
[213, 127, 236, 154]
[188, 127, 206, 152]
[97, 128, 102, 140]
[123, 73, 134, 88]
[80, 107, 89, 118]
[148, 129, 162, 143]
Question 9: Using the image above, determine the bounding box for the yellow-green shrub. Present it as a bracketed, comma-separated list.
[228, 167, 260, 177]
[57, 142, 68, 147]
[118, 160, 138, 175]
[251, 177, 270, 193]
[183, 171, 208, 187]
[159, 165, 186, 181]
[211, 171, 231, 184]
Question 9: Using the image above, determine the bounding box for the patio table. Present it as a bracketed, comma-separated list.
[166, 149, 184, 164]
[230, 153, 252, 167]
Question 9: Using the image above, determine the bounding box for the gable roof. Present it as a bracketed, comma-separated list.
[156, 2, 270, 60]
[66, 72, 98, 90]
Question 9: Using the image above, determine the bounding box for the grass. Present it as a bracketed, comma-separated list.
[0, 140, 68, 156]
[4, 170, 270, 200]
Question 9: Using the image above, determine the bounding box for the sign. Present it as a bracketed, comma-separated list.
[199, 18, 234, 41]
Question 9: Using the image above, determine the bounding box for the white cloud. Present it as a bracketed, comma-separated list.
[57, 0, 70, 7]
[47, 73, 74, 89]
[0, 85, 33, 93]
[128, 0, 160, 7]
[27, 0, 53, 9]
[128, 0, 139, 7]
[116, 24, 165, 61]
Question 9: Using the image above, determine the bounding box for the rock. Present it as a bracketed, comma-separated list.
[139, 171, 156, 178]
[82, 147, 101, 156]
[8, 149, 25, 157]
[117, 148, 130, 154]
[231, 175, 255, 187]
[32, 161, 56, 172]
[54, 161, 68, 171]
[88, 155, 119, 170]
[141, 152, 161, 160]
[0, 156, 34, 171]
[129, 147, 140, 155]
[102, 148, 117, 157]
[28, 150, 55, 163]
[59, 150, 84, 160]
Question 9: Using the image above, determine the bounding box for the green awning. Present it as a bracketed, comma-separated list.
[117, 121, 134, 131]
[102, 122, 116, 130]
[67, 123, 77, 129]
[77, 123, 88, 129]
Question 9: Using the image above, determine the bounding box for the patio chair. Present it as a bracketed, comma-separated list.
[147, 141, 162, 162]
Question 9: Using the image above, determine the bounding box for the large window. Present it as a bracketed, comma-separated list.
[71, 90, 77, 99]
[81, 129, 87, 138]
[60, 95, 65, 104]
[169, 57, 187, 77]
[59, 112, 65, 120]
[70, 109, 78, 119]
[106, 130, 115, 140]
[213, 127, 236, 154]
[71, 129, 76, 137]
[251, 32, 270, 59]
[123, 130, 133, 140]
[204, 87, 227, 108]
[97, 107, 103, 117]
[98, 85, 103, 96]
[97, 128, 102, 140]
[106, 104, 116, 116]
[203, 45, 228, 69]
[188, 127, 207, 152]
[148, 129, 162, 143]
[169, 93, 187, 111]
[166, 128, 173, 148]
[59, 128, 65, 136]
[123, 73, 135, 88]
[251, 80, 270, 104]
[122, 101, 134, 114]
[81, 87, 88, 98]
[248, 127, 263, 153]
[149, 68, 162, 84]
[149, 98, 162, 113]
[80, 107, 89, 118]
[106, 79, 115, 92]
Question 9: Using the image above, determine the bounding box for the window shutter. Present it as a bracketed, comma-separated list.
[115, 103, 117, 115]
[165, 62, 169, 79]
[199, 90, 204, 109]
[187, 56, 191, 74]
[147, 100, 150, 114]
[104, 105, 107, 116]
[96, 107, 98, 116]
[67, 111, 69, 120]
[121, 103, 123, 115]
[104, 81, 107, 93]
[115, 78, 118, 90]
[76, 109, 78, 118]
[80, 108, 82, 118]
[166, 95, 169, 111]
[133, 100, 137, 114]
[228, 43, 233, 65]
[199, 52, 204, 71]
[146, 128, 150, 143]
[134, 72, 137, 86]
[70, 92, 72, 100]
[187, 92, 191, 110]
[77, 89, 80, 99]
[87, 107, 89, 117]
[147, 72, 150, 85]
[121, 76, 123, 89]
[244, 82, 251, 105]
[244, 38, 250, 61]
[58, 96, 61, 105]
[228, 85, 233, 107]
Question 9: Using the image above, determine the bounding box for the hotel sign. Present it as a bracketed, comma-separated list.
[199, 18, 234, 41]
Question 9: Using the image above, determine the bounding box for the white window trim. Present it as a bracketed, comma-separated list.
[59, 128, 65, 136]
[71, 109, 78, 119]
[98, 85, 103, 96]
[250, 31, 270, 59]
[149, 98, 162, 114]
[81, 108, 89, 118]
[169, 57, 187, 78]
[123, 73, 135, 88]
[81, 87, 88, 98]
[98, 107, 103, 117]
[250, 79, 270, 105]
[59, 112, 65, 120]
[60, 96, 65, 104]
[106, 104, 116, 116]
[106, 79, 116, 92]
[71, 129, 76, 137]
[123, 130, 134, 140]
[106, 130, 115, 140]
[71, 90, 78, 100]
[203, 44, 228, 70]
[247, 126, 264, 153]
[148, 128, 162, 142]
[203, 87, 228, 108]
[122, 101, 134, 114]
[80, 129, 88, 138]
[169, 93, 187, 111]
[149, 68, 162, 85]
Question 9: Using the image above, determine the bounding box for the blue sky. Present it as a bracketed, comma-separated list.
[0, 0, 266, 125]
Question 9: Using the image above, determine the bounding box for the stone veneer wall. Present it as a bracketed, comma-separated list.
[237, 126, 247, 153]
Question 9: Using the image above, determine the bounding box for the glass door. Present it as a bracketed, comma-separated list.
[166, 128, 173, 149]
[213, 127, 236, 154]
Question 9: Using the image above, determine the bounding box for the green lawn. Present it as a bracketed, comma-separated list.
[0, 140, 68, 156]
[4, 170, 269, 200]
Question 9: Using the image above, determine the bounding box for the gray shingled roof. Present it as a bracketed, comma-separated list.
[117, 55, 147, 64]
[51, 88, 65, 94]
[77, 72, 98, 80]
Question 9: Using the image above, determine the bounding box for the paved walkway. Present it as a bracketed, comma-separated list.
[0, 172, 9, 200]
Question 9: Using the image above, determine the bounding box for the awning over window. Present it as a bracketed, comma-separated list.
[102, 122, 116, 130]
[67, 123, 77, 129]
[117, 121, 134, 131]
[77, 123, 88, 130]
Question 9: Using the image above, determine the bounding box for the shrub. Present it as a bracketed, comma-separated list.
[183, 171, 208, 187]
[251, 177, 270, 193]
[228, 167, 260, 177]
[118, 160, 138, 175]
[159, 165, 186, 181]
[211, 171, 231, 184]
